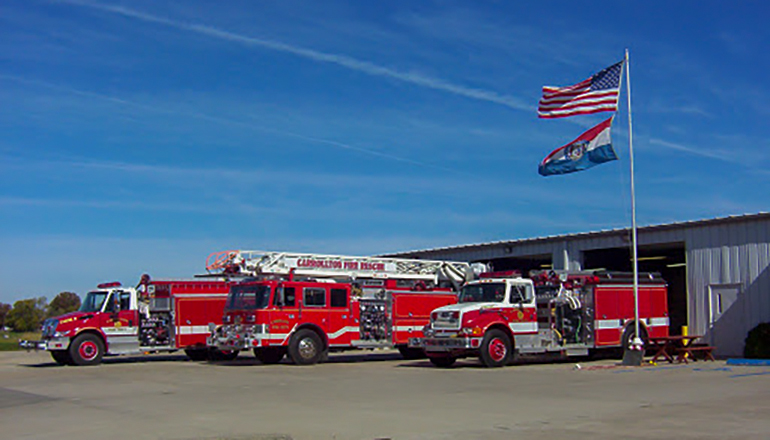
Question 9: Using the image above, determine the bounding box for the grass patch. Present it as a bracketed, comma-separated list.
[0, 331, 42, 351]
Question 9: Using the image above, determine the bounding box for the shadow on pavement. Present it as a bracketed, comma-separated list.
[397, 352, 624, 369]
[209, 351, 406, 367]
[24, 353, 191, 368]
[22, 349, 621, 369]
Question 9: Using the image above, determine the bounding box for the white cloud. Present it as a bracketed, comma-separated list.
[61, 0, 530, 112]
[647, 138, 740, 164]
[1, 74, 472, 174]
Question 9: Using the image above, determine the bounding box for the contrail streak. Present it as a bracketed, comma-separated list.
[61, 0, 530, 111]
[0, 74, 466, 175]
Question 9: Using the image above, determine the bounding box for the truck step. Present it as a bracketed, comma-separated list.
[351, 340, 391, 348]
[565, 347, 589, 357]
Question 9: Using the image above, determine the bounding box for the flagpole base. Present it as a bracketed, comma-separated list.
[622, 348, 644, 366]
[622, 337, 645, 366]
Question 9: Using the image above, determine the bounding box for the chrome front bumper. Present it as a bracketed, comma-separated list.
[207, 334, 253, 351]
[19, 340, 46, 350]
[409, 336, 482, 352]
[207, 325, 262, 351]
[19, 337, 69, 351]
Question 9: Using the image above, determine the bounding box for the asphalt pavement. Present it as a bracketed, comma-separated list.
[1, 349, 768, 440]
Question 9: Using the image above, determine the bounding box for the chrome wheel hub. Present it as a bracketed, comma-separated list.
[298, 338, 317, 359]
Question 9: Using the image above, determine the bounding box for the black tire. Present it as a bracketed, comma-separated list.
[184, 348, 210, 361]
[69, 333, 104, 366]
[50, 350, 72, 366]
[479, 329, 512, 368]
[254, 347, 286, 364]
[622, 324, 649, 352]
[209, 348, 239, 361]
[397, 345, 426, 360]
[288, 329, 324, 365]
[428, 355, 456, 368]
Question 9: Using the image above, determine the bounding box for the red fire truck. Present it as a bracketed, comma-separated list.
[21, 276, 235, 366]
[206, 250, 473, 365]
[409, 270, 669, 367]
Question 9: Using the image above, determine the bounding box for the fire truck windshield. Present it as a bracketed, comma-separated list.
[227, 284, 271, 310]
[459, 283, 506, 303]
[79, 291, 109, 312]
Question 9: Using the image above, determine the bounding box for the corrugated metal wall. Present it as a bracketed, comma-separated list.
[685, 220, 770, 356]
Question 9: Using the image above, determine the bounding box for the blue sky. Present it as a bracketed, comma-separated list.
[1, 1, 768, 303]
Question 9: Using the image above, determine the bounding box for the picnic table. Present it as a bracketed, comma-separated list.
[648, 335, 716, 364]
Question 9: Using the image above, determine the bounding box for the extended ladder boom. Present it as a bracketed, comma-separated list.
[206, 250, 471, 285]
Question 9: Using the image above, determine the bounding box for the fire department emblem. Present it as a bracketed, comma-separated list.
[517, 310, 524, 320]
[565, 140, 588, 161]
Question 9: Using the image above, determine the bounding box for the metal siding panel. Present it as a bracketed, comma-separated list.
[684, 220, 770, 356]
[687, 225, 716, 339]
[728, 225, 739, 284]
[761, 241, 770, 325]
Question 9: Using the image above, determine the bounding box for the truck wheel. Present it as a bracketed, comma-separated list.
[69, 333, 104, 366]
[479, 329, 512, 368]
[209, 348, 239, 361]
[184, 348, 210, 361]
[254, 347, 286, 364]
[288, 329, 324, 365]
[622, 325, 649, 352]
[397, 345, 426, 360]
[428, 355, 456, 368]
[50, 350, 72, 366]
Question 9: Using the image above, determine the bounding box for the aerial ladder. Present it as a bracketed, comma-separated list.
[205, 250, 473, 290]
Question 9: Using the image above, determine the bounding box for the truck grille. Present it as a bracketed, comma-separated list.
[432, 311, 460, 330]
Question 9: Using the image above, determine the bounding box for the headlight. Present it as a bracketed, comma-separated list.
[458, 326, 483, 337]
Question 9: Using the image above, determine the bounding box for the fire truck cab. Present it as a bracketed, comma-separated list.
[22, 277, 233, 366]
[410, 270, 669, 368]
[206, 250, 472, 365]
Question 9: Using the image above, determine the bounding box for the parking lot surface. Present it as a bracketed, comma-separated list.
[1, 350, 768, 440]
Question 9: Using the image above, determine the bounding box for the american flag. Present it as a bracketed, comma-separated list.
[538, 61, 623, 119]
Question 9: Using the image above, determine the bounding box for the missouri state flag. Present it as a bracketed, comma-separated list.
[538, 117, 618, 176]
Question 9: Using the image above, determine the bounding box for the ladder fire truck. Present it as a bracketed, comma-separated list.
[21, 276, 235, 366]
[409, 270, 669, 368]
[206, 250, 473, 365]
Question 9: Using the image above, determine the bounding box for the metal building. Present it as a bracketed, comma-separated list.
[387, 212, 770, 357]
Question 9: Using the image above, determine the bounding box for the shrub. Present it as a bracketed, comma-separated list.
[6, 298, 47, 332]
[744, 323, 770, 359]
[48, 292, 81, 317]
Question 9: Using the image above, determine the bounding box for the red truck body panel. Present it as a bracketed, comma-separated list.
[593, 283, 669, 346]
[166, 281, 231, 348]
[213, 278, 458, 354]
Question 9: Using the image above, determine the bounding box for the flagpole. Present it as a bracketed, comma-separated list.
[625, 49, 642, 356]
